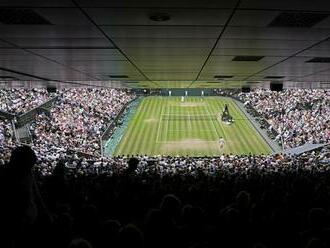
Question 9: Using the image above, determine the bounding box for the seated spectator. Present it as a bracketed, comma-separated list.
[0, 88, 52, 114]
[31, 88, 134, 156]
[239, 89, 330, 148]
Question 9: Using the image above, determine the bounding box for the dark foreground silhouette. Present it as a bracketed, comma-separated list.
[1, 146, 330, 248]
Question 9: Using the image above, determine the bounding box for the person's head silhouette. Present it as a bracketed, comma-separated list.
[127, 157, 139, 173]
[9, 145, 37, 172]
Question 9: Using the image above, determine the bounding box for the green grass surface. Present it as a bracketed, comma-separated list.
[114, 96, 271, 156]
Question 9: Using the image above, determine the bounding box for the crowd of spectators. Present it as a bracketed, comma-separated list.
[0, 145, 329, 248]
[0, 88, 135, 167]
[0, 87, 330, 247]
[32, 146, 329, 177]
[0, 88, 52, 114]
[30, 88, 135, 156]
[0, 119, 13, 145]
[0, 119, 14, 164]
[238, 89, 330, 148]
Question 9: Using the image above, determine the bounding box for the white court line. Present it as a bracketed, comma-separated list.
[157, 101, 220, 144]
[155, 140, 219, 144]
[167, 129, 215, 132]
[156, 105, 164, 143]
[164, 102, 169, 142]
[160, 114, 213, 117]
[205, 101, 224, 152]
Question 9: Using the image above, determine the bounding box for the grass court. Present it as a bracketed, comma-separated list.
[114, 96, 271, 156]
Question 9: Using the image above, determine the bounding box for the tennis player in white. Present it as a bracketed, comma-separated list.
[219, 137, 225, 149]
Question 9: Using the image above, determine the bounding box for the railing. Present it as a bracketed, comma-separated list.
[241, 104, 280, 139]
[0, 110, 15, 120]
[100, 98, 138, 155]
[2, 94, 138, 159]
[15, 96, 58, 127]
[11, 119, 19, 142]
[0, 95, 59, 144]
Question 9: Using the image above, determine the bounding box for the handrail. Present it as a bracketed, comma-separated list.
[100, 98, 138, 155]
[0, 110, 15, 120]
[100, 98, 138, 144]
[11, 118, 19, 143]
[15, 96, 58, 127]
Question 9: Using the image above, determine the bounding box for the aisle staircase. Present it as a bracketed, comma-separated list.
[15, 124, 32, 144]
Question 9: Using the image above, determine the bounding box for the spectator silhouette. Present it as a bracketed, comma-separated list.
[96, 219, 121, 248]
[126, 157, 139, 174]
[52, 212, 74, 248]
[68, 238, 93, 248]
[8, 146, 38, 225]
[0, 146, 50, 248]
[119, 224, 144, 248]
[301, 208, 327, 246]
[160, 194, 181, 222]
[145, 209, 171, 248]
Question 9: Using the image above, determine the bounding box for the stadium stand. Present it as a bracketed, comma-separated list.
[30, 88, 135, 156]
[1, 0, 330, 246]
[0, 88, 329, 248]
[0, 88, 53, 115]
[238, 89, 330, 149]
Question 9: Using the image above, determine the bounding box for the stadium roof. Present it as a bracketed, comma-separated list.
[0, 0, 330, 88]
